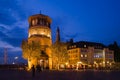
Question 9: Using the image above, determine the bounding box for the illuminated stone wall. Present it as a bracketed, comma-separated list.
[27, 14, 52, 69]
[28, 26, 51, 39]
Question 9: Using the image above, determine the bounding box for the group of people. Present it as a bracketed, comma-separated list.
[31, 64, 42, 77]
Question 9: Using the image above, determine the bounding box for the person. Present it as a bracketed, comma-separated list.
[36, 64, 41, 72]
[31, 65, 35, 77]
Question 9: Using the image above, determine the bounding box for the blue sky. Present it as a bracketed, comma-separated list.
[0, 0, 120, 64]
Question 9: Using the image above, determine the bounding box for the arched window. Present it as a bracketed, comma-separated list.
[32, 19, 35, 26]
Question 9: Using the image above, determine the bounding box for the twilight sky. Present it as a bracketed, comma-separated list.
[0, 0, 120, 64]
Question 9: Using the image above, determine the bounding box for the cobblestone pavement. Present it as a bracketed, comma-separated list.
[0, 69, 120, 80]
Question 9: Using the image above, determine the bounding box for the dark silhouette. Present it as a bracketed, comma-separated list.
[36, 64, 41, 72]
[108, 41, 120, 62]
[31, 65, 35, 77]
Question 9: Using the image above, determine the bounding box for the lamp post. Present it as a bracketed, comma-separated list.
[14, 56, 18, 64]
[103, 61, 105, 67]
[65, 62, 68, 69]
[77, 61, 82, 70]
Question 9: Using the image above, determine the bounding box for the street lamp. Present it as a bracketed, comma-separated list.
[77, 61, 82, 70]
[14, 56, 18, 64]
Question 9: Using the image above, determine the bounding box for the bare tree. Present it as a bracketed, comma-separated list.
[51, 42, 68, 70]
[21, 40, 42, 69]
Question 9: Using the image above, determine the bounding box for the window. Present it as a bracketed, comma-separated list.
[85, 54, 87, 57]
[84, 45, 86, 48]
[32, 20, 35, 25]
[74, 45, 76, 48]
[81, 54, 83, 57]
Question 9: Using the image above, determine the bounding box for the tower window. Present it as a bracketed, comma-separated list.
[32, 20, 35, 26]
[81, 54, 83, 57]
[85, 54, 87, 57]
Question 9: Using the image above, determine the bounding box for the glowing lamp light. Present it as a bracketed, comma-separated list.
[77, 61, 82, 64]
[94, 61, 96, 64]
[65, 62, 68, 65]
[12, 62, 15, 64]
[41, 32, 44, 35]
[103, 61, 105, 64]
[14, 57, 18, 59]
[107, 61, 109, 64]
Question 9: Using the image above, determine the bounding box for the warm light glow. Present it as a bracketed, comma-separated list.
[107, 61, 109, 64]
[110, 63, 112, 66]
[81, 54, 83, 57]
[65, 62, 68, 65]
[85, 54, 87, 57]
[94, 61, 96, 64]
[41, 32, 44, 35]
[103, 61, 105, 64]
[77, 61, 82, 64]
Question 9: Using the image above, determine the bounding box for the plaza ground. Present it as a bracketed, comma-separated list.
[0, 69, 120, 80]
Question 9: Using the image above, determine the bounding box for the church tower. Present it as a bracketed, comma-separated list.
[28, 14, 52, 46]
[28, 13, 52, 69]
[55, 27, 60, 42]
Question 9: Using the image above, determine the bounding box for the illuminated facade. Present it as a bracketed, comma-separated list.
[23, 13, 114, 70]
[27, 14, 52, 69]
[67, 41, 114, 68]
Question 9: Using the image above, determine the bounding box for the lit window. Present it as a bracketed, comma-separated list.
[74, 45, 76, 48]
[81, 54, 83, 57]
[84, 45, 86, 47]
[32, 20, 35, 25]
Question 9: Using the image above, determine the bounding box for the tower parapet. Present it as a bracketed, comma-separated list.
[28, 14, 52, 39]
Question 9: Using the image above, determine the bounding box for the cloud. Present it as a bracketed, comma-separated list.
[0, 24, 11, 30]
[0, 22, 27, 47]
[0, 40, 21, 52]
[0, 0, 28, 50]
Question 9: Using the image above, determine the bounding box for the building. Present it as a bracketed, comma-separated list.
[22, 13, 114, 70]
[27, 13, 52, 69]
[67, 41, 114, 69]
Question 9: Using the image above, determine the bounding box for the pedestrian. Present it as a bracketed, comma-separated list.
[36, 64, 41, 72]
[31, 65, 35, 78]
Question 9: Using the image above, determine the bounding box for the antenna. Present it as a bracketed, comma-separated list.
[4, 48, 7, 64]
